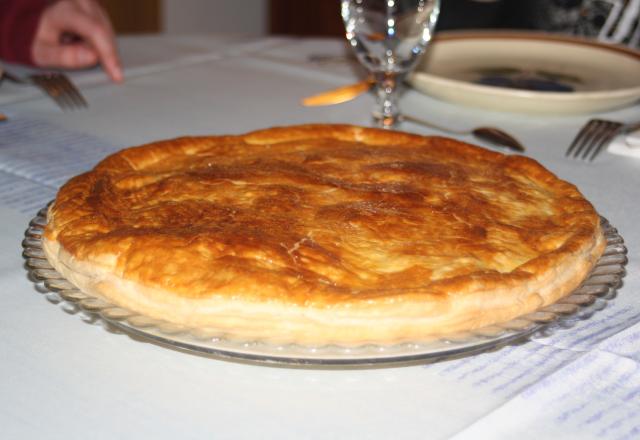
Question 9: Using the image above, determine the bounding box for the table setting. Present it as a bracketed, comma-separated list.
[2, 0, 640, 438]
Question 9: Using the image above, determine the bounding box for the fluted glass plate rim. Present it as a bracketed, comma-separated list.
[22, 203, 627, 367]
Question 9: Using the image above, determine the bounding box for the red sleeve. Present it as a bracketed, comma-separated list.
[0, 0, 50, 65]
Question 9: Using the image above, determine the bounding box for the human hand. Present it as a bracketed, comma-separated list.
[31, 0, 123, 82]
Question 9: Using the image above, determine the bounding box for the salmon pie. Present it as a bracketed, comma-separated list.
[43, 125, 605, 345]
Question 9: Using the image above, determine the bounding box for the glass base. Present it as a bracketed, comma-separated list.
[372, 73, 400, 128]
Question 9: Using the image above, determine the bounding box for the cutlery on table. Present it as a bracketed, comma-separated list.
[566, 118, 640, 161]
[0, 67, 87, 111]
[301, 78, 374, 106]
[302, 80, 525, 153]
[400, 114, 525, 153]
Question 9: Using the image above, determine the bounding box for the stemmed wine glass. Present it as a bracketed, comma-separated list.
[341, 0, 440, 128]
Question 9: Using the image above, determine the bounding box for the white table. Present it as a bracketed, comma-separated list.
[1, 34, 639, 440]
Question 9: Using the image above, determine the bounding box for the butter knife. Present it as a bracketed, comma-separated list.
[301, 79, 373, 106]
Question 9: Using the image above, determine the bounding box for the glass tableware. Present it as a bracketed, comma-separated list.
[408, 31, 640, 115]
[23, 204, 627, 367]
[341, 0, 440, 127]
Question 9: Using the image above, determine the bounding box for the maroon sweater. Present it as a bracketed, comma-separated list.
[0, 0, 49, 64]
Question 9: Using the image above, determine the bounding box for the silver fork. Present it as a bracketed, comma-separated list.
[30, 73, 88, 110]
[1, 69, 87, 110]
[566, 119, 623, 161]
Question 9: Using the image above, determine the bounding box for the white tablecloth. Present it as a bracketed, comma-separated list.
[1, 34, 639, 440]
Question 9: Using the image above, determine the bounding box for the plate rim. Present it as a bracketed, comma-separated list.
[23, 205, 628, 367]
[431, 30, 640, 62]
[409, 30, 640, 112]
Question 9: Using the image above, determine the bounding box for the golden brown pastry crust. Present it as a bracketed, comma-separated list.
[43, 124, 605, 344]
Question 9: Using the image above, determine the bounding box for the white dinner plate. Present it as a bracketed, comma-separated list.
[408, 31, 640, 114]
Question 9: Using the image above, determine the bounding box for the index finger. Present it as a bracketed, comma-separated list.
[64, 14, 123, 82]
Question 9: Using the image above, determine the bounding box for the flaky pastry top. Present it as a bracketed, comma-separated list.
[44, 124, 602, 307]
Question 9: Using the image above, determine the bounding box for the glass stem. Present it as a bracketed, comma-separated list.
[373, 72, 400, 128]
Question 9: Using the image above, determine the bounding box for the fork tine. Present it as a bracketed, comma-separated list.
[566, 119, 597, 157]
[55, 73, 88, 108]
[45, 73, 85, 110]
[585, 122, 623, 161]
[30, 73, 87, 111]
[47, 74, 80, 110]
[30, 74, 71, 110]
[567, 119, 599, 158]
[579, 120, 613, 160]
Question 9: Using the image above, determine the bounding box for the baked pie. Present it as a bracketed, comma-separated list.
[43, 124, 605, 344]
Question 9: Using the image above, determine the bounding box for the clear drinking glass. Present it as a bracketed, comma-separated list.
[341, 0, 440, 128]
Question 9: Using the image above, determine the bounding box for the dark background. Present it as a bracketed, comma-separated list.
[100, 0, 547, 35]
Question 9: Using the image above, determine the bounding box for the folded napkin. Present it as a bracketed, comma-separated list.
[608, 128, 640, 158]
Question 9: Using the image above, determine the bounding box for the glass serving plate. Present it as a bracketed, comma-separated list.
[22, 205, 627, 367]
